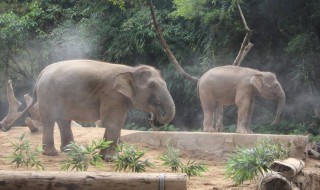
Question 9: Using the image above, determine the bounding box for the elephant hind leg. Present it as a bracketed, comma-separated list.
[201, 101, 217, 133]
[42, 119, 59, 156]
[56, 119, 73, 151]
[214, 106, 224, 132]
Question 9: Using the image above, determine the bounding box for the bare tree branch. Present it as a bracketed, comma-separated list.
[147, 0, 199, 83]
[0, 80, 22, 130]
[232, 0, 254, 66]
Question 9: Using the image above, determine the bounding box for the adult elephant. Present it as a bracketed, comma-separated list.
[197, 65, 285, 133]
[4, 60, 175, 160]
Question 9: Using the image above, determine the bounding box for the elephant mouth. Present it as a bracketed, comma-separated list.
[149, 93, 175, 125]
[155, 104, 166, 118]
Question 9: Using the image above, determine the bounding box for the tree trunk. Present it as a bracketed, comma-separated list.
[0, 171, 187, 190]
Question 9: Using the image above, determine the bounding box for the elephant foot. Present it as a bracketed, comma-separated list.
[203, 127, 215, 133]
[246, 129, 253, 134]
[235, 128, 248, 134]
[60, 142, 74, 152]
[100, 149, 116, 162]
[42, 149, 59, 156]
[104, 155, 115, 162]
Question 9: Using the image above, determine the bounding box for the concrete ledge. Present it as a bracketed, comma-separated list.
[121, 131, 308, 159]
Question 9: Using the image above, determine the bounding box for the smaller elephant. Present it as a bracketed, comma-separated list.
[4, 60, 176, 161]
[198, 65, 286, 133]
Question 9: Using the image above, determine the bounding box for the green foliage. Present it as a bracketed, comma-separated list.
[8, 133, 44, 170]
[113, 143, 154, 172]
[160, 142, 182, 172]
[158, 124, 180, 131]
[1, 0, 320, 131]
[61, 139, 112, 171]
[181, 160, 208, 178]
[253, 120, 306, 135]
[225, 138, 289, 186]
[124, 122, 138, 130]
[161, 141, 208, 178]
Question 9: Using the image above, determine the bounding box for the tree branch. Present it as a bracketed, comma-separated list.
[147, 0, 198, 83]
[232, 0, 253, 66]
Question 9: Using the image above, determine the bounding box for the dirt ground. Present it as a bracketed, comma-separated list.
[0, 126, 318, 190]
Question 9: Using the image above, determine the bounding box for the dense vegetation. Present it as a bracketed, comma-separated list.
[0, 0, 319, 136]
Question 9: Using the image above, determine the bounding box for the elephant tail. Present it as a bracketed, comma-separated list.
[2, 84, 38, 132]
[196, 76, 202, 98]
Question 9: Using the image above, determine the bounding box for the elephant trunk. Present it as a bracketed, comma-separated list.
[155, 90, 175, 124]
[271, 89, 286, 125]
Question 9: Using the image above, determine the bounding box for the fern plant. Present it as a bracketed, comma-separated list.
[225, 138, 289, 186]
[181, 160, 208, 178]
[161, 141, 208, 178]
[9, 133, 44, 170]
[113, 143, 154, 172]
[61, 138, 112, 171]
[160, 142, 182, 172]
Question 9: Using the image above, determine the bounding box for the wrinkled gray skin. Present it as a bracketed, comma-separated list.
[198, 65, 285, 133]
[21, 60, 175, 160]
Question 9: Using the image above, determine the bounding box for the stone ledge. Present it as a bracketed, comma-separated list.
[121, 131, 308, 159]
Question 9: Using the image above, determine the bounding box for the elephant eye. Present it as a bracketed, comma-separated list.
[149, 81, 156, 89]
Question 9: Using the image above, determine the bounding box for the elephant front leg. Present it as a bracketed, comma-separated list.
[99, 106, 128, 161]
[236, 98, 251, 133]
[245, 98, 255, 134]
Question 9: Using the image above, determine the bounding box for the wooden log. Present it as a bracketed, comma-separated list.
[0, 171, 187, 190]
[270, 158, 305, 179]
[258, 171, 293, 190]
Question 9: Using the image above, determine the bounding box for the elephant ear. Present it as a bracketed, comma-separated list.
[113, 72, 134, 101]
[249, 74, 264, 94]
[132, 66, 153, 88]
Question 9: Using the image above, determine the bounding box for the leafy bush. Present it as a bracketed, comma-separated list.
[252, 120, 307, 135]
[225, 138, 289, 186]
[161, 141, 208, 178]
[158, 124, 180, 131]
[181, 160, 209, 178]
[61, 139, 112, 171]
[113, 143, 154, 172]
[124, 122, 141, 130]
[8, 133, 44, 170]
[160, 142, 182, 172]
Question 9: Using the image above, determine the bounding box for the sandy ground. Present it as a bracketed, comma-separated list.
[0, 126, 317, 190]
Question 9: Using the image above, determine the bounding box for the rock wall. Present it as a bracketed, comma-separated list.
[121, 131, 308, 159]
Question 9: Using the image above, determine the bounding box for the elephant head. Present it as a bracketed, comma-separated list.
[250, 72, 286, 125]
[113, 65, 175, 124]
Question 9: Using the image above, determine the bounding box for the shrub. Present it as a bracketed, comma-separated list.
[113, 143, 154, 172]
[8, 133, 44, 170]
[160, 142, 182, 172]
[61, 138, 112, 171]
[225, 138, 289, 186]
[161, 141, 208, 178]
